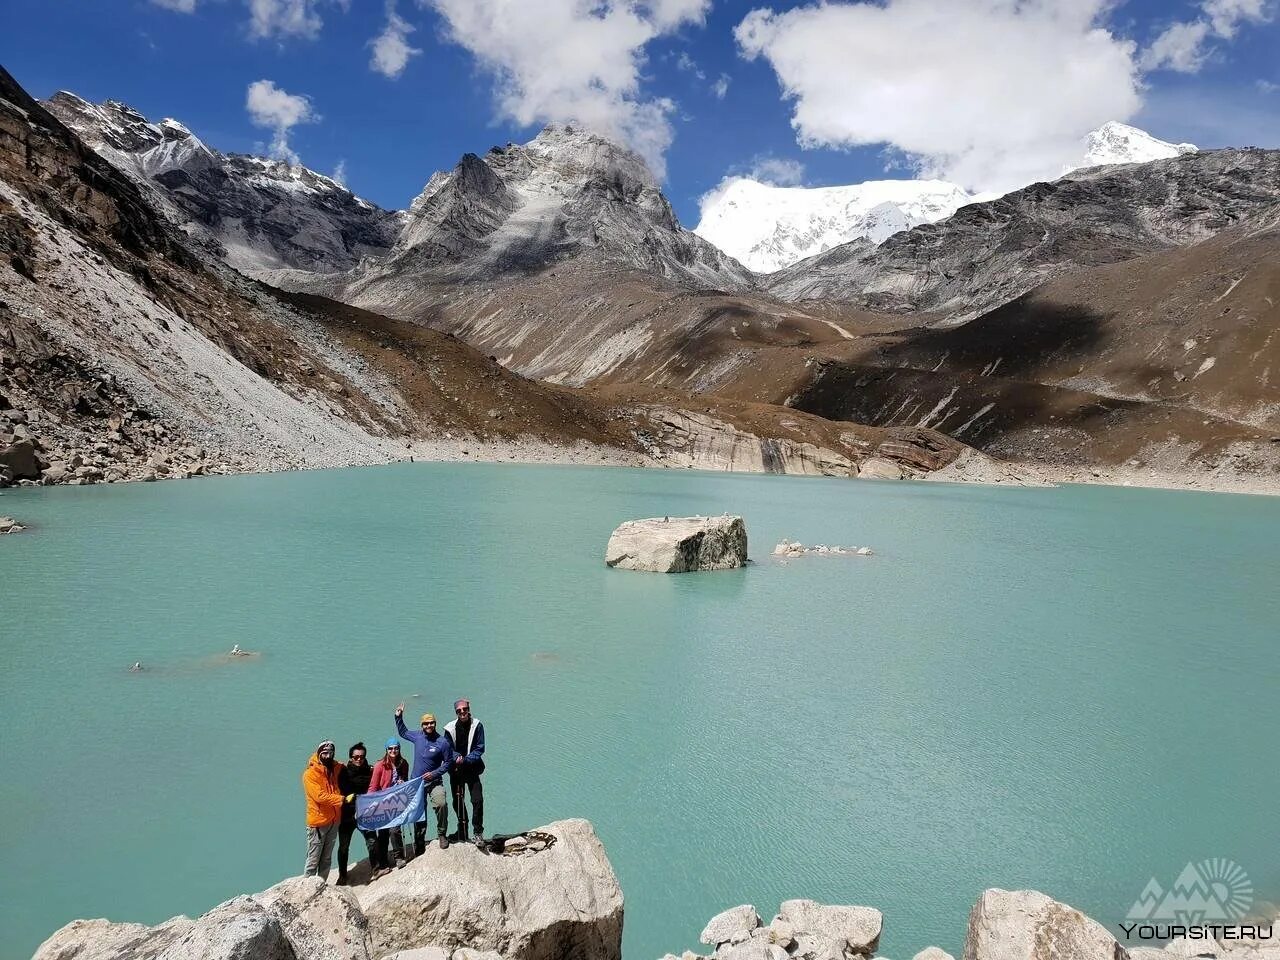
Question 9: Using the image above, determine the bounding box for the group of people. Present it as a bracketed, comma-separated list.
[301, 698, 487, 884]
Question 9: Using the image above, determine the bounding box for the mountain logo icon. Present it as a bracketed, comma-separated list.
[1126, 860, 1252, 922]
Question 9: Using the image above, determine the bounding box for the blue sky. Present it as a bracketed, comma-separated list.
[2, 0, 1278, 224]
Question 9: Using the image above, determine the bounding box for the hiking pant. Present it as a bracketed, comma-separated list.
[338, 821, 376, 878]
[373, 826, 406, 869]
[451, 774, 484, 837]
[412, 783, 449, 854]
[304, 823, 338, 878]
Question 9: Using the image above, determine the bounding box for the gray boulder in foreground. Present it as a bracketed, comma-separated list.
[605, 516, 747, 572]
[354, 818, 622, 960]
[671, 889, 1138, 960]
[34, 822, 618, 960]
[33, 895, 298, 960]
[962, 889, 1126, 960]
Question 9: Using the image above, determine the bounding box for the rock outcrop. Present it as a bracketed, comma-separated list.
[605, 516, 748, 573]
[0, 514, 24, 534]
[354, 819, 622, 960]
[669, 898, 882, 960]
[34, 822, 619, 960]
[961, 889, 1126, 960]
[669, 890, 1137, 960]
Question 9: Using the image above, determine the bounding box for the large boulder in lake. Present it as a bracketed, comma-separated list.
[354, 818, 622, 960]
[605, 516, 747, 573]
[962, 889, 1127, 960]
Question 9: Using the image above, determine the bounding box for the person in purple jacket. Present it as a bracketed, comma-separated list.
[395, 703, 454, 851]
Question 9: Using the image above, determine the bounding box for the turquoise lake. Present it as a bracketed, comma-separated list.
[2, 462, 1279, 960]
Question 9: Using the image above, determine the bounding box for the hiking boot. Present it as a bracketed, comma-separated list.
[336, 875, 348, 886]
[473, 833, 486, 847]
[438, 834, 449, 849]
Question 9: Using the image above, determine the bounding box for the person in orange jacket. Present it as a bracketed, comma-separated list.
[302, 740, 354, 878]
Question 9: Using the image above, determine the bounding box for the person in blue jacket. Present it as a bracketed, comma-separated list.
[395, 703, 454, 851]
[445, 698, 486, 846]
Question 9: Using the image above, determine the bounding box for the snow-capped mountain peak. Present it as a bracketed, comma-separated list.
[696, 121, 1201, 274]
[695, 177, 973, 274]
[1080, 121, 1197, 168]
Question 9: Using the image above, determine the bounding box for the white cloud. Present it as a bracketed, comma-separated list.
[150, 0, 198, 11]
[748, 156, 805, 186]
[420, 0, 712, 178]
[712, 73, 730, 99]
[1258, 79, 1280, 93]
[676, 51, 706, 80]
[1142, 0, 1272, 73]
[248, 0, 327, 40]
[1141, 20, 1213, 72]
[370, 1, 422, 78]
[246, 79, 318, 163]
[332, 159, 348, 186]
[735, 0, 1142, 194]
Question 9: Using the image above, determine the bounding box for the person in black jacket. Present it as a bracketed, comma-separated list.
[445, 699, 486, 846]
[336, 742, 376, 884]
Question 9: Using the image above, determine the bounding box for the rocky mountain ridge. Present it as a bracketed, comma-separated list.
[4, 65, 980, 493]
[43, 91, 403, 277]
[766, 147, 1280, 322]
[44, 92, 752, 296]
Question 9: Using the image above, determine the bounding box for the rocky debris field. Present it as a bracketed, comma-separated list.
[667, 889, 1277, 960]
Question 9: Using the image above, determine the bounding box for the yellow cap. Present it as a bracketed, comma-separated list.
[420, 713, 436, 724]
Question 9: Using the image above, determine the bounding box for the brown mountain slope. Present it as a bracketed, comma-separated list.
[2, 64, 974, 486]
[776, 213, 1280, 480]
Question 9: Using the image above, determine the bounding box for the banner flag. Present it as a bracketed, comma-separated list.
[356, 777, 425, 831]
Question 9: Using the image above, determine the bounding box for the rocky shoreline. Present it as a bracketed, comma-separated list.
[32, 817, 1277, 960]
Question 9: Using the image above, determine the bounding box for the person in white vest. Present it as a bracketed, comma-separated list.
[445, 698, 486, 846]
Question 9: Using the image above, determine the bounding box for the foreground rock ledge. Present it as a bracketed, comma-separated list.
[605, 516, 748, 573]
[33, 819, 620, 960]
[670, 888, 1142, 960]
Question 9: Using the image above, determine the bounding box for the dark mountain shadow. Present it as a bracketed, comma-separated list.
[869, 297, 1110, 380]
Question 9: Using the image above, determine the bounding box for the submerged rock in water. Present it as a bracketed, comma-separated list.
[355, 818, 622, 960]
[605, 516, 747, 573]
[773, 539, 872, 558]
[0, 515, 24, 534]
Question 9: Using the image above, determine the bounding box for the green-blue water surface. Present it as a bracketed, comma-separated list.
[1, 463, 1278, 960]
